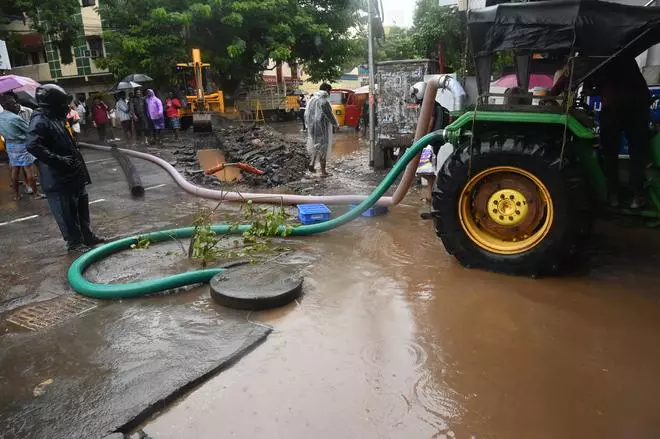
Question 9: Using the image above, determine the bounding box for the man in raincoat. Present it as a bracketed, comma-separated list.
[304, 83, 338, 177]
[27, 84, 105, 253]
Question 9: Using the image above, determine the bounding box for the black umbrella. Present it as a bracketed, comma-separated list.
[14, 90, 38, 109]
[109, 81, 142, 93]
[122, 73, 153, 83]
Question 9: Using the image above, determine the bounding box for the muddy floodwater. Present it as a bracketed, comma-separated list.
[3, 128, 660, 438]
[145, 147, 660, 439]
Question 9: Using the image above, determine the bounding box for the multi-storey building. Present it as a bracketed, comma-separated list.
[1, 0, 114, 100]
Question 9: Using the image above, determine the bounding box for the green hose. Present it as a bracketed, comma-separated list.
[68, 131, 444, 299]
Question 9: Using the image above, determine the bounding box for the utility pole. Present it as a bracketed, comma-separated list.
[367, 0, 378, 167]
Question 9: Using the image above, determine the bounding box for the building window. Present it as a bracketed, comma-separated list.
[82, 0, 96, 7]
[87, 37, 104, 58]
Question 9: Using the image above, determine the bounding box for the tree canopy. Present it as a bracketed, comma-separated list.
[412, 0, 466, 73]
[97, 0, 363, 90]
[1, 0, 82, 65]
[348, 1, 468, 73]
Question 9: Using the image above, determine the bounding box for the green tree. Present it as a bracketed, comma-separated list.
[412, 0, 467, 73]
[96, 0, 191, 86]
[377, 26, 420, 62]
[97, 0, 362, 89]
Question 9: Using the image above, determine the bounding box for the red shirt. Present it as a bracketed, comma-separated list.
[91, 103, 109, 125]
[166, 98, 182, 119]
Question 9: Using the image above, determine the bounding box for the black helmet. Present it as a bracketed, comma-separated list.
[36, 84, 69, 118]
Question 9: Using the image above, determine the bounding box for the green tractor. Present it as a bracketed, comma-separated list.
[428, 0, 660, 276]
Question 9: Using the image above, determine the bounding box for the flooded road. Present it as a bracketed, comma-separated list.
[275, 120, 365, 158]
[3, 129, 660, 438]
[145, 183, 660, 437]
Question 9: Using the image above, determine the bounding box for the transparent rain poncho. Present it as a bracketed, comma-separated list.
[304, 90, 338, 160]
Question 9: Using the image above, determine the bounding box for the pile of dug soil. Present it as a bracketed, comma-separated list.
[216, 124, 309, 187]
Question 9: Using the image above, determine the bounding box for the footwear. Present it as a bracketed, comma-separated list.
[67, 243, 89, 254]
[84, 235, 107, 246]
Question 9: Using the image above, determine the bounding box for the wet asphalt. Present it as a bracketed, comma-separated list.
[3, 129, 660, 438]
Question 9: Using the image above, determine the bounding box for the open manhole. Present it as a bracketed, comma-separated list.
[6, 295, 98, 331]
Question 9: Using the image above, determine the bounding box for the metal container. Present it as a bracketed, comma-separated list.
[375, 59, 440, 151]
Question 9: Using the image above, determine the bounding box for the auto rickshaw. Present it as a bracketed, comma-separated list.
[329, 88, 366, 129]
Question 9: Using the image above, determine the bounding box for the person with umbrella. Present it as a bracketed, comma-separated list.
[3, 91, 34, 123]
[131, 88, 150, 145]
[116, 91, 134, 145]
[27, 84, 105, 253]
[0, 94, 44, 201]
[76, 97, 88, 134]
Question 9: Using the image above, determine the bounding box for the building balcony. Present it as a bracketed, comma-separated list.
[10, 63, 52, 82]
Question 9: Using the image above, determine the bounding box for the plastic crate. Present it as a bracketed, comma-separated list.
[297, 203, 332, 224]
[349, 204, 389, 217]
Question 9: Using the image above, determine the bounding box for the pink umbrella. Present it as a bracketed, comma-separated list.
[493, 73, 554, 89]
[0, 75, 41, 95]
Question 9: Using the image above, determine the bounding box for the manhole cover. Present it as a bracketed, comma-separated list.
[210, 262, 303, 310]
[6, 295, 98, 331]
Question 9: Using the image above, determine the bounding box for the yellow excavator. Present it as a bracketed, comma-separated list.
[176, 48, 224, 132]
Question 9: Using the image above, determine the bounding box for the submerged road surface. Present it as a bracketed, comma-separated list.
[143, 205, 660, 438]
[2, 133, 660, 438]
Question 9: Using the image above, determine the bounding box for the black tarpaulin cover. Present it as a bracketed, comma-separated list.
[469, 0, 660, 58]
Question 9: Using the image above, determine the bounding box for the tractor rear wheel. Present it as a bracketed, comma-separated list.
[432, 143, 591, 276]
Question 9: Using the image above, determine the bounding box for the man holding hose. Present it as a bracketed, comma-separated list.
[27, 84, 105, 254]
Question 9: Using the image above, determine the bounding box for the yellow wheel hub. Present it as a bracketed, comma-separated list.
[458, 166, 553, 255]
[487, 189, 528, 226]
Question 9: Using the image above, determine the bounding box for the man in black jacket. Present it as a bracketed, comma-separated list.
[27, 84, 105, 253]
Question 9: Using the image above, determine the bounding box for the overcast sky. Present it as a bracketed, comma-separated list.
[381, 0, 457, 28]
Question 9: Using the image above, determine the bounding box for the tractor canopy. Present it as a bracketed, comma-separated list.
[469, 0, 660, 95]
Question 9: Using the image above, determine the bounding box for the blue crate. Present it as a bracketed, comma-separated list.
[297, 203, 332, 224]
[349, 204, 389, 217]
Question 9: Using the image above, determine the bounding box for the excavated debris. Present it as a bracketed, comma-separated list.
[167, 124, 309, 188]
[215, 124, 310, 187]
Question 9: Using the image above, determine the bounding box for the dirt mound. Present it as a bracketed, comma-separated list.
[216, 124, 309, 187]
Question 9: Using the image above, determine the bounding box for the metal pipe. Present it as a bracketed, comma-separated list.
[81, 78, 453, 211]
[367, 0, 376, 166]
[385, 75, 443, 205]
[79, 142, 392, 205]
[81, 76, 448, 208]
